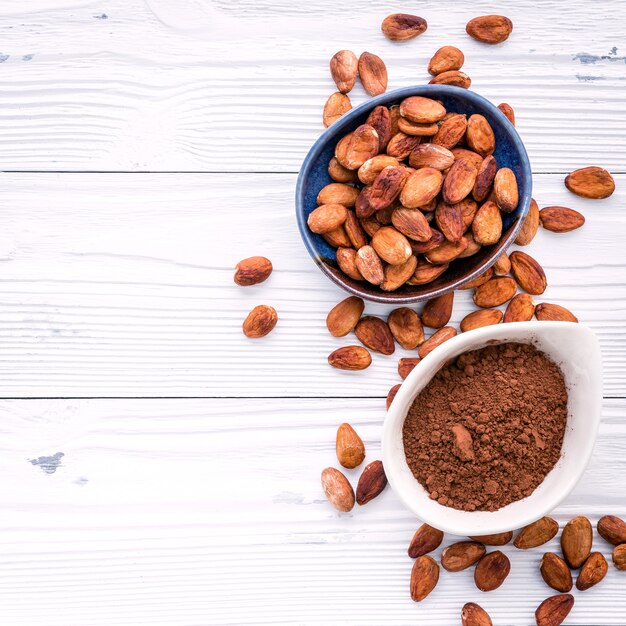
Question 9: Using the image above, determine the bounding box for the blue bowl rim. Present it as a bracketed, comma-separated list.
[295, 85, 532, 304]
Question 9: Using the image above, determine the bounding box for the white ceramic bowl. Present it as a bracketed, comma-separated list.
[382, 321, 602, 536]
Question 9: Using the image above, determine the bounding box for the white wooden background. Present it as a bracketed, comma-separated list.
[0, 1, 625, 624]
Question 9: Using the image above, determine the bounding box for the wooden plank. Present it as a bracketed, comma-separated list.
[0, 397, 624, 625]
[0, 0, 624, 172]
[0, 172, 624, 398]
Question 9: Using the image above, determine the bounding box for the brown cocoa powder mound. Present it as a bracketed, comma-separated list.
[402, 342, 568, 511]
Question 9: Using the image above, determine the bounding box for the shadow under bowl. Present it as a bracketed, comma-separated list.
[295, 85, 532, 304]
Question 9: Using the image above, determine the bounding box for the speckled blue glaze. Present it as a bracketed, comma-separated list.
[295, 85, 532, 303]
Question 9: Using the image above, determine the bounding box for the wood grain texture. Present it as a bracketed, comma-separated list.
[1, 2, 625, 624]
[0, 397, 624, 625]
[0, 172, 623, 398]
[0, 0, 624, 172]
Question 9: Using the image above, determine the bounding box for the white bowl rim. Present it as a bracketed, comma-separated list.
[382, 321, 602, 535]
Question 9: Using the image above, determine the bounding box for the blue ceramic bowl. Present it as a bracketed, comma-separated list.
[295, 85, 532, 304]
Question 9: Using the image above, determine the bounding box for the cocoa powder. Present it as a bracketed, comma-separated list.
[402, 343, 567, 511]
